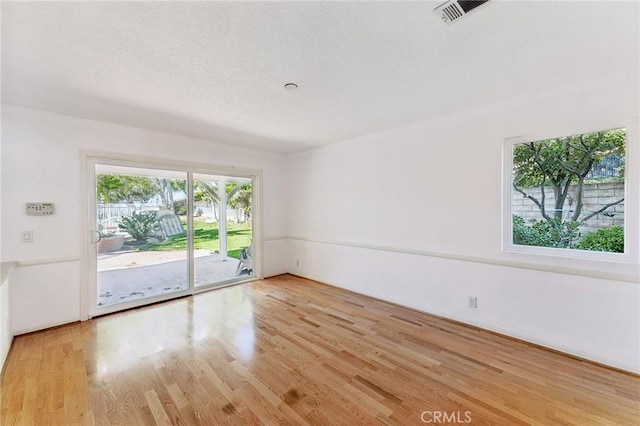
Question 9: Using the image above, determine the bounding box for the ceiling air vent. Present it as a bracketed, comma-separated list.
[435, 0, 490, 24]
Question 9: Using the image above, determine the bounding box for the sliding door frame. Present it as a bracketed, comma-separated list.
[80, 152, 262, 320]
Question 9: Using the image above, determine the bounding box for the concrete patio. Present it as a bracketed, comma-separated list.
[97, 250, 242, 306]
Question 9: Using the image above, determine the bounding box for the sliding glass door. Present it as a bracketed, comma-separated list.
[95, 165, 190, 308]
[192, 174, 253, 288]
[87, 158, 257, 317]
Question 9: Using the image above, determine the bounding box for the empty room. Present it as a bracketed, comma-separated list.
[1, 1, 639, 425]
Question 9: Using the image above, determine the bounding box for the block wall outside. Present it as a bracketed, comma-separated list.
[512, 182, 624, 235]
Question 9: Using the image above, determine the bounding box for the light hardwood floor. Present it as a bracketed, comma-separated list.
[1, 274, 638, 425]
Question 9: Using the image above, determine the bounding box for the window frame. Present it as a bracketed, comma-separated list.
[502, 123, 638, 263]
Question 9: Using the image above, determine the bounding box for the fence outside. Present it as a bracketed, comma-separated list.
[512, 181, 624, 235]
[586, 154, 624, 180]
[98, 202, 245, 234]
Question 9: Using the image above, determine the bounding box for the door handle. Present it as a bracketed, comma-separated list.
[93, 230, 103, 243]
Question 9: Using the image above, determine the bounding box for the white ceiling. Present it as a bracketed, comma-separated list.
[2, 1, 638, 153]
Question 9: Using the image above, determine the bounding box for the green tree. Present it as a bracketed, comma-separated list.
[96, 174, 123, 203]
[97, 174, 159, 203]
[513, 129, 625, 223]
[512, 129, 625, 249]
[194, 181, 245, 221]
[229, 184, 252, 223]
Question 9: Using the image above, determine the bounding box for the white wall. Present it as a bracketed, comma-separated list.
[1, 105, 288, 333]
[2, 67, 639, 372]
[286, 68, 640, 373]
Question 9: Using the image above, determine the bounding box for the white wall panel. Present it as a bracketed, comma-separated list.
[11, 261, 80, 334]
[286, 68, 640, 372]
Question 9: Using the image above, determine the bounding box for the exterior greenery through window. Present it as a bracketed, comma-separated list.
[96, 175, 252, 259]
[511, 128, 625, 253]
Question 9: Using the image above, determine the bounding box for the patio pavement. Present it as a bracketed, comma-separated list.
[97, 250, 242, 307]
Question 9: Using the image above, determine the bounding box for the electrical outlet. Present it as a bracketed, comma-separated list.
[468, 296, 477, 309]
[22, 231, 34, 243]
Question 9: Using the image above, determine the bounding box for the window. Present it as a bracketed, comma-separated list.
[505, 128, 626, 256]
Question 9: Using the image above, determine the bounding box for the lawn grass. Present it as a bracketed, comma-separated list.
[138, 219, 251, 259]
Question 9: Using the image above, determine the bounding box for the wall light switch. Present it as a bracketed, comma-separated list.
[22, 231, 34, 243]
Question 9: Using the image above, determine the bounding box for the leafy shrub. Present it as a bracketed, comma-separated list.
[174, 204, 187, 216]
[118, 211, 158, 241]
[576, 225, 624, 253]
[512, 215, 581, 248]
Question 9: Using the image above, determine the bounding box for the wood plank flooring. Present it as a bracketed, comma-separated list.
[1, 274, 638, 425]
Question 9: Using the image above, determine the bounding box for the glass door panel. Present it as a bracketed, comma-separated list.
[89, 159, 257, 317]
[193, 174, 254, 288]
[95, 165, 189, 308]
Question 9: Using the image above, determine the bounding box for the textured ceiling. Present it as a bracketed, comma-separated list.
[2, 1, 638, 153]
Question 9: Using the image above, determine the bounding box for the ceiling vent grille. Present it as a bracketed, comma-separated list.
[435, 0, 490, 24]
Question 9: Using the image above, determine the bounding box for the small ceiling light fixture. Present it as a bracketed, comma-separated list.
[284, 82, 298, 90]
